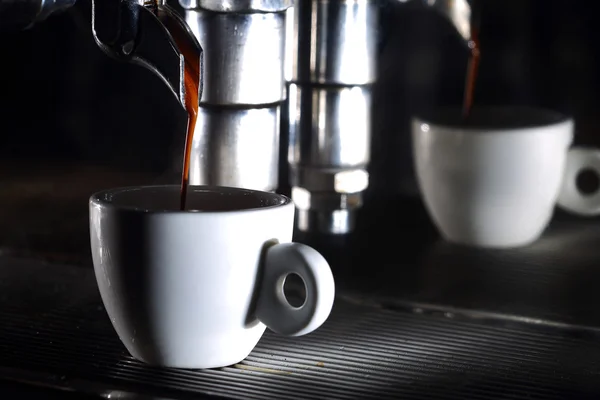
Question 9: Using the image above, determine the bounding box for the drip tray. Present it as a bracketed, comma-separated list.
[2, 257, 600, 399]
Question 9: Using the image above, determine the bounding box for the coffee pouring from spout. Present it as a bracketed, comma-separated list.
[91, 0, 204, 109]
[399, 0, 478, 46]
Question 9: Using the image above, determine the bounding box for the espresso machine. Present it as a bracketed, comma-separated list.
[0, 0, 473, 235]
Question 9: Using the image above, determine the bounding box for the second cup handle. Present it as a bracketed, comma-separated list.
[557, 146, 600, 216]
[255, 242, 335, 337]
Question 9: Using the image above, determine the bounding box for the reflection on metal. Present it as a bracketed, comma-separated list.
[189, 106, 280, 191]
[288, 85, 371, 234]
[180, 0, 292, 192]
[288, 85, 371, 167]
[416, 0, 473, 44]
[184, 9, 286, 105]
[286, 0, 475, 233]
[290, 0, 378, 85]
[287, 0, 376, 234]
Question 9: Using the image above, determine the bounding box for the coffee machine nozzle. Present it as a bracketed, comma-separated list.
[0, 0, 202, 109]
[91, 0, 203, 109]
[419, 0, 474, 43]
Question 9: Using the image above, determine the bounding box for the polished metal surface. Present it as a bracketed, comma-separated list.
[180, 3, 288, 193]
[92, 1, 203, 107]
[393, 0, 473, 44]
[288, 85, 371, 167]
[184, 9, 286, 105]
[296, 204, 360, 235]
[287, 0, 376, 234]
[284, 0, 474, 231]
[189, 106, 280, 191]
[0, 0, 76, 30]
[417, 0, 473, 44]
[180, 0, 292, 12]
[4, 253, 600, 399]
[290, 0, 379, 85]
[288, 84, 371, 234]
[93, 0, 285, 193]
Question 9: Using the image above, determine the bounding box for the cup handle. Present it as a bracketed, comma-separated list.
[255, 242, 335, 337]
[557, 146, 600, 216]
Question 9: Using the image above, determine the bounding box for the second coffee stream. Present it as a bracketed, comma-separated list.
[462, 29, 480, 120]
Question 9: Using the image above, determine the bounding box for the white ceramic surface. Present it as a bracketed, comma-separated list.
[411, 106, 598, 248]
[89, 185, 335, 369]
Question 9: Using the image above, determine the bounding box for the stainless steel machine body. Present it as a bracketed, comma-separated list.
[0, 0, 474, 234]
[287, 0, 379, 234]
[182, 2, 290, 192]
[287, 0, 473, 234]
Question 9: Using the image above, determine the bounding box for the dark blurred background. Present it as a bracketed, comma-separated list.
[0, 0, 599, 263]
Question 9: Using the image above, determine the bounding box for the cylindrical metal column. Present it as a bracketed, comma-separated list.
[288, 0, 379, 234]
[291, 0, 378, 85]
[180, 0, 291, 192]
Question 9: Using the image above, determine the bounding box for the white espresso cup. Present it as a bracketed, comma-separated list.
[89, 185, 335, 369]
[412, 106, 600, 248]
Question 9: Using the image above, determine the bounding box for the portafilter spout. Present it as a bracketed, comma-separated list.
[401, 0, 478, 46]
[91, 0, 203, 108]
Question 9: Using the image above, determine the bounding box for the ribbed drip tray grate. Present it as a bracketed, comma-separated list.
[2, 257, 600, 399]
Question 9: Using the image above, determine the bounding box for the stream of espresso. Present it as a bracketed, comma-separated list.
[179, 63, 200, 210]
[164, 20, 201, 210]
[462, 29, 480, 120]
